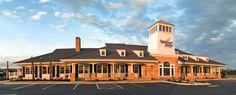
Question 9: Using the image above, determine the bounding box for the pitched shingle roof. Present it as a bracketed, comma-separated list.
[15, 44, 157, 63]
[175, 49, 193, 55]
[178, 57, 226, 65]
[66, 43, 156, 60]
[14, 43, 226, 66]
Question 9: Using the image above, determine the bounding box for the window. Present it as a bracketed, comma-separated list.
[78, 66, 83, 73]
[139, 52, 143, 57]
[159, 25, 162, 31]
[121, 51, 125, 56]
[103, 65, 107, 73]
[166, 26, 169, 32]
[100, 49, 106, 56]
[85, 65, 89, 73]
[97, 65, 101, 73]
[196, 57, 199, 61]
[163, 26, 165, 32]
[65, 66, 70, 73]
[26, 67, 31, 74]
[114, 65, 119, 73]
[117, 49, 126, 56]
[133, 65, 139, 73]
[159, 67, 162, 76]
[183, 56, 188, 60]
[169, 27, 172, 32]
[121, 65, 125, 73]
[43, 66, 47, 74]
[47, 67, 50, 74]
[60, 66, 64, 73]
[159, 62, 175, 76]
[101, 51, 105, 55]
[206, 58, 209, 62]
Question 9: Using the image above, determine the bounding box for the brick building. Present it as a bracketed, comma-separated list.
[14, 20, 226, 81]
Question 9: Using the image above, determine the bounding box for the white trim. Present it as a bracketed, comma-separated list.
[61, 59, 159, 63]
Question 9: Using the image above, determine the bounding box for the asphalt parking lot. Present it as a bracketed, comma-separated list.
[0, 80, 236, 95]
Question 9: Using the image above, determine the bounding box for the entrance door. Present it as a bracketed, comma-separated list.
[75, 64, 78, 79]
[56, 66, 60, 77]
[139, 65, 142, 77]
[181, 66, 187, 79]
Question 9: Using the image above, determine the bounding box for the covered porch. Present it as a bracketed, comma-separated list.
[180, 64, 223, 80]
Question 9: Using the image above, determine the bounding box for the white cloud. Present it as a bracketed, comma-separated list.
[76, 13, 95, 23]
[107, 2, 122, 9]
[129, 0, 151, 10]
[50, 24, 67, 32]
[54, 11, 61, 17]
[30, 11, 47, 21]
[62, 12, 75, 18]
[1, 10, 19, 18]
[54, 11, 75, 18]
[39, 0, 49, 3]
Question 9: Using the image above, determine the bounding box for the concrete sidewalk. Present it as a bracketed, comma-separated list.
[0, 80, 211, 86]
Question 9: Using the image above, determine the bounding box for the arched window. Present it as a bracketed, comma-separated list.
[159, 62, 175, 76]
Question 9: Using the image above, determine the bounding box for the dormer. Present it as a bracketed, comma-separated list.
[183, 56, 188, 60]
[206, 58, 209, 62]
[99, 49, 106, 56]
[133, 50, 144, 57]
[117, 49, 126, 57]
[199, 56, 209, 62]
[196, 57, 199, 61]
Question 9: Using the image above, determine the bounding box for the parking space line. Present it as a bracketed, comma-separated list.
[130, 83, 145, 88]
[73, 83, 79, 90]
[96, 83, 101, 89]
[12, 84, 35, 90]
[42, 84, 56, 90]
[113, 83, 123, 89]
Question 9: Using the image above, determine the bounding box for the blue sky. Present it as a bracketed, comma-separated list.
[0, 0, 236, 69]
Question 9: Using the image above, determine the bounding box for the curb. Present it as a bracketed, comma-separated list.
[0, 80, 167, 85]
[165, 81, 210, 86]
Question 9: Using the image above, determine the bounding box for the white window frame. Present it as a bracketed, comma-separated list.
[159, 62, 175, 76]
[99, 49, 106, 56]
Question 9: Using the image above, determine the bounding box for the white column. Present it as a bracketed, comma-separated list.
[83, 65, 85, 75]
[92, 64, 95, 73]
[119, 65, 121, 77]
[112, 64, 115, 73]
[38, 66, 40, 78]
[210, 66, 213, 74]
[72, 64, 75, 73]
[130, 63, 133, 73]
[55, 65, 57, 78]
[162, 66, 164, 76]
[64, 65, 66, 75]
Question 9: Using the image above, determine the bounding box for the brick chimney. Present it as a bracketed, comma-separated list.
[75, 37, 81, 52]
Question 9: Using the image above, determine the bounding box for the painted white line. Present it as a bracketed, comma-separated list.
[42, 84, 56, 90]
[113, 83, 123, 89]
[208, 85, 219, 88]
[96, 83, 101, 89]
[12, 84, 35, 90]
[130, 83, 145, 88]
[73, 84, 79, 90]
